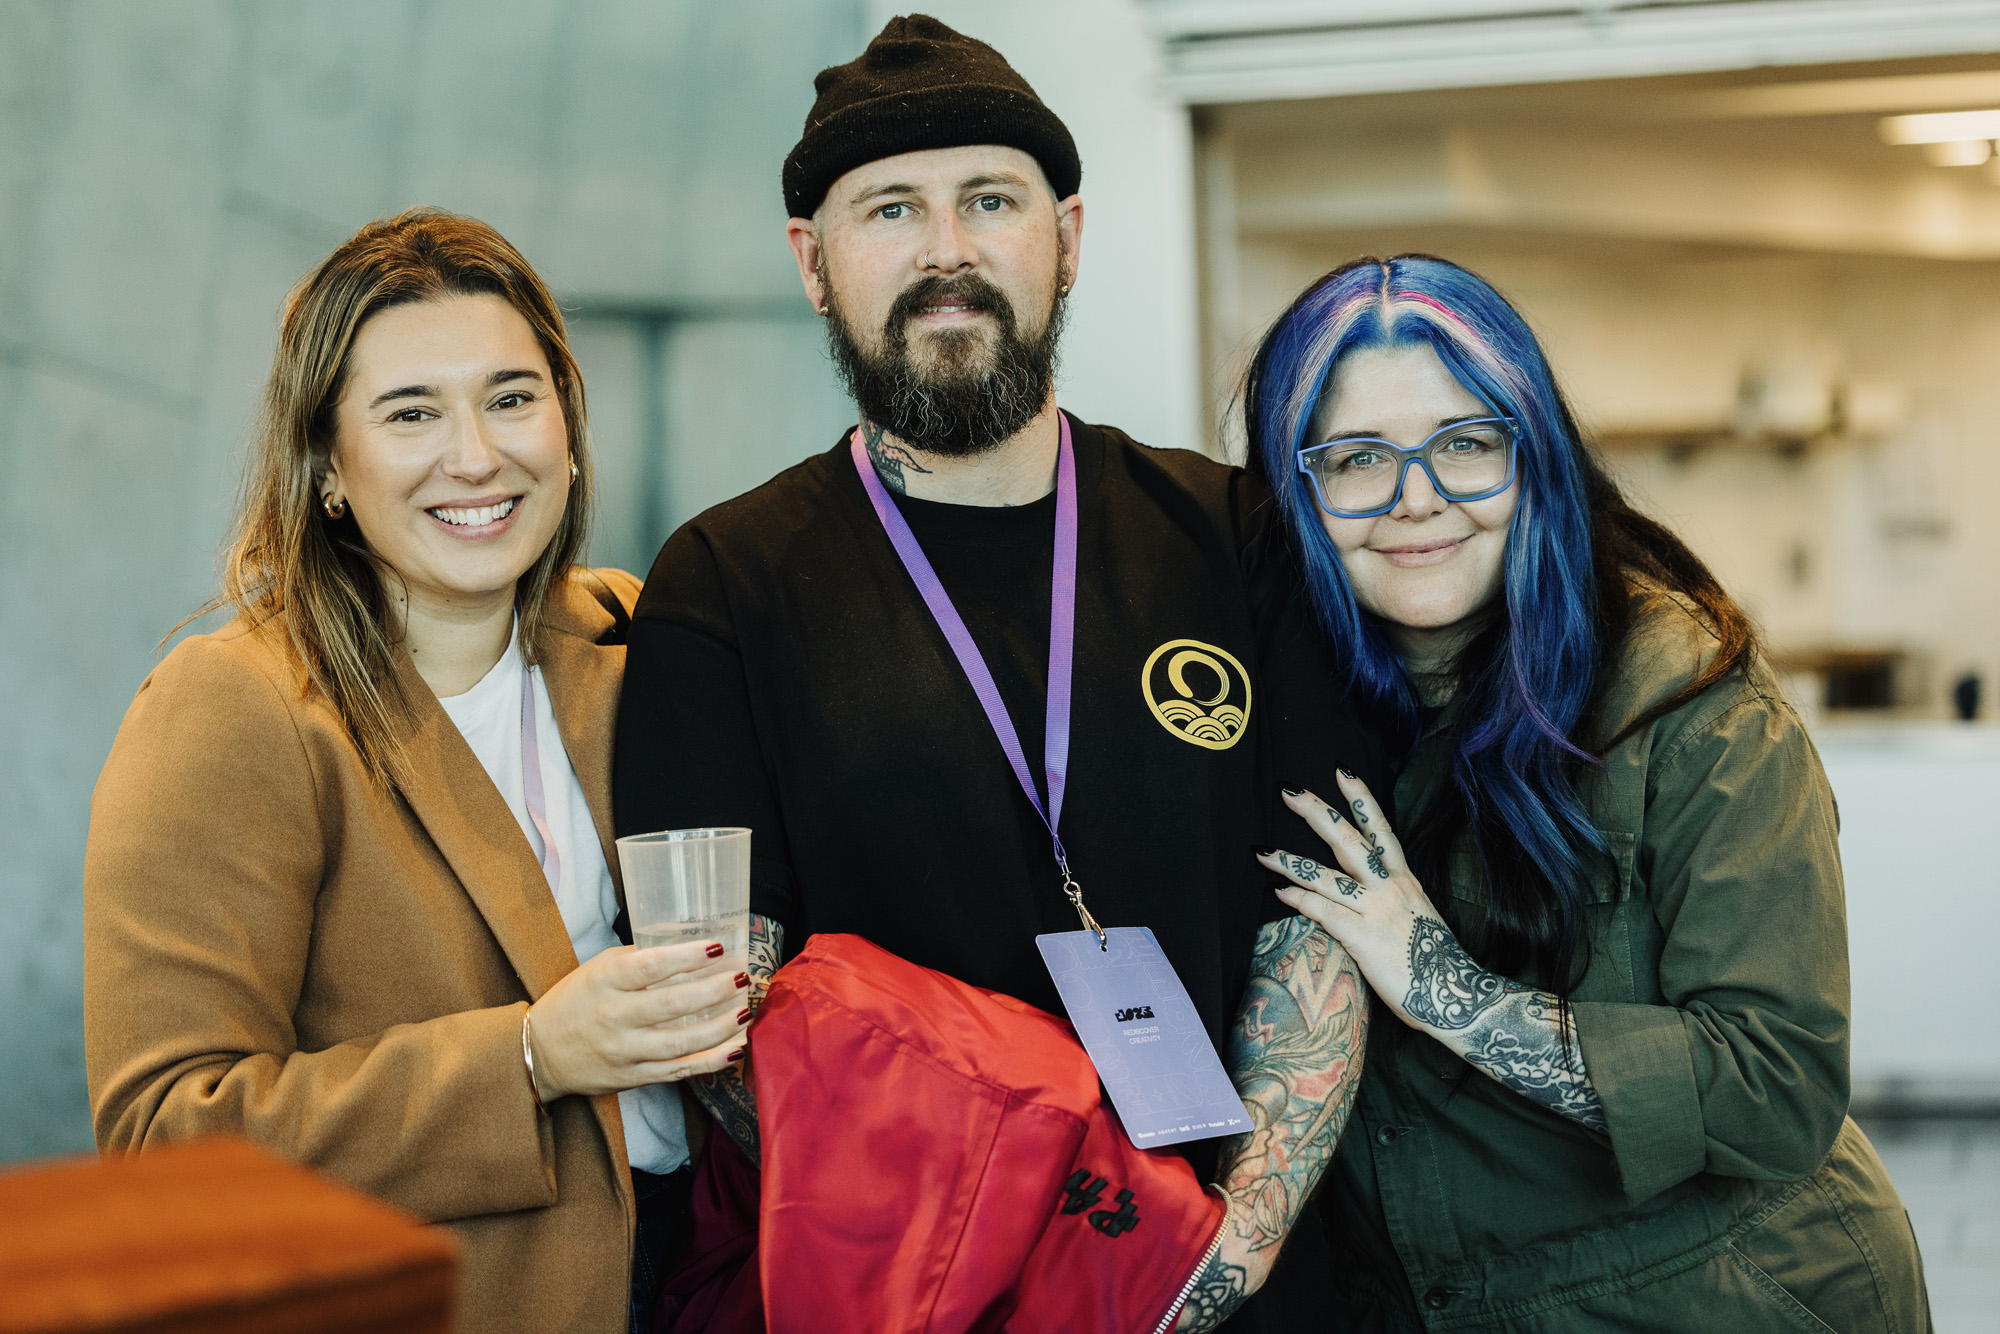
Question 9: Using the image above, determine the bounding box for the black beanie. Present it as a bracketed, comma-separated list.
[783, 14, 1082, 219]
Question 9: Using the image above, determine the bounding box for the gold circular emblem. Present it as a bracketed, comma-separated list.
[1141, 639, 1252, 751]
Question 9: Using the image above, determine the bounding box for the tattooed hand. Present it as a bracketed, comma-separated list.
[1257, 773, 1606, 1132]
[1257, 772, 1440, 1032]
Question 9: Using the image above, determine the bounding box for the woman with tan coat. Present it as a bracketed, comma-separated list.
[84, 209, 745, 1334]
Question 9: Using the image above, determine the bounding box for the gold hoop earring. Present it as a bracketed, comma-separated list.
[322, 493, 346, 520]
[569, 459, 579, 484]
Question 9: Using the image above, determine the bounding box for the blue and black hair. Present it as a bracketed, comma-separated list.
[1244, 255, 1754, 991]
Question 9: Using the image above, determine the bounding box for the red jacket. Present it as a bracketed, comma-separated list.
[660, 933, 1228, 1334]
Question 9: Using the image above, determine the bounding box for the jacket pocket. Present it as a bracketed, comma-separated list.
[1725, 1244, 1842, 1334]
[1731, 1134, 1911, 1334]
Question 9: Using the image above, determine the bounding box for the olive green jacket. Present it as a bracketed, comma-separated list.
[1319, 584, 1931, 1332]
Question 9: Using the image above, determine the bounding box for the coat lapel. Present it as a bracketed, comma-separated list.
[534, 578, 629, 915]
[387, 572, 641, 1191]
[389, 647, 581, 1004]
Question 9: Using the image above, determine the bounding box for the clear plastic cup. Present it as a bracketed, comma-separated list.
[615, 827, 750, 1026]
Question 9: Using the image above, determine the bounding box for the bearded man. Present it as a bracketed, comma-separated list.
[615, 16, 1384, 1331]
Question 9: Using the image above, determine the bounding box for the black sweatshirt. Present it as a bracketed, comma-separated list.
[614, 414, 1388, 1328]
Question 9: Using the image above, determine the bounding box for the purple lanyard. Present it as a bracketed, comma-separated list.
[850, 415, 1104, 945]
[519, 661, 561, 892]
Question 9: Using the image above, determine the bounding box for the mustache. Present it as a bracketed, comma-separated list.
[885, 275, 1016, 341]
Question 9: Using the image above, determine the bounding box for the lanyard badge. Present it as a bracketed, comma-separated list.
[852, 417, 1247, 1147]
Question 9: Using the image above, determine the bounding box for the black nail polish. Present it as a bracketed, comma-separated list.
[1339, 768, 1356, 780]
[1252, 844, 1278, 857]
[1282, 786, 1305, 797]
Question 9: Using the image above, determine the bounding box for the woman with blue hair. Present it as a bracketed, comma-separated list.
[1247, 255, 1929, 1331]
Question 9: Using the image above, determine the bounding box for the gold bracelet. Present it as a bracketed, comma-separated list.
[522, 1007, 549, 1115]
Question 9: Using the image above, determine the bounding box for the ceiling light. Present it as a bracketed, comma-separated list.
[1880, 109, 2000, 144]
[1923, 140, 1993, 167]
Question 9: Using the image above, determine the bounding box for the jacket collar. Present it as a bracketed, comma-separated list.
[384, 574, 636, 1184]
[387, 572, 629, 1001]
[533, 575, 629, 910]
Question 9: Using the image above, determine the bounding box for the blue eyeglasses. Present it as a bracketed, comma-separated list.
[1296, 416, 1520, 519]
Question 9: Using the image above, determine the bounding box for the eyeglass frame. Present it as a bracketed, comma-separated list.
[1295, 415, 1522, 519]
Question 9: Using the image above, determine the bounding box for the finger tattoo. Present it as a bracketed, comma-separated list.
[1285, 854, 1323, 884]
[1334, 875, 1364, 899]
[1365, 839, 1389, 880]
[1350, 799, 1370, 826]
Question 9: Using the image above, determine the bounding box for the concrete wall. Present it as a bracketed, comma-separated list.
[0, 0, 1210, 1168]
[0, 0, 865, 1163]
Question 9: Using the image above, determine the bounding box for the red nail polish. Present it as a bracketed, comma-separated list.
[736, 1007, 753, 1026]
[734, 971, 750, 989]
[705, 943, 725, 959]
[727, 1046, 747, 1062]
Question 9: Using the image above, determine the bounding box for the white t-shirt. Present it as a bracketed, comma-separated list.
[438, 620, 689, 1175]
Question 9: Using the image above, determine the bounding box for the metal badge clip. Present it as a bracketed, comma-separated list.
[1059, 859, 1108, 951]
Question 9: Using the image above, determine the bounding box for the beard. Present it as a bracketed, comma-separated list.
[822, 263, 1068, 457]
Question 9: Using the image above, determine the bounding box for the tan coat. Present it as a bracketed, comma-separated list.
[85, 569, 645, 1334]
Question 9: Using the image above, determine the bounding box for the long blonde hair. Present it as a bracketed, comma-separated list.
[213, 207, 593, 783]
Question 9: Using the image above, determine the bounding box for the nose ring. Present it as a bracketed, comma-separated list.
[922, 250, 931, 268]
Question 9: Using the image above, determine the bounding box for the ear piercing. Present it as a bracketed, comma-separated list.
[322, 493, 347, 519]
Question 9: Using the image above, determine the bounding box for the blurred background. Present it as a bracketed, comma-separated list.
[3, 0, 1998, 1321]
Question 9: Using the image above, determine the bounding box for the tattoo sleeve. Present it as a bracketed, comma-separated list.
[1401, 917, 1607, 1132]
[690, 913, 783, 1164]
[1180, 917, 1368, 1331]
[1176, 1245, 1250, 1333]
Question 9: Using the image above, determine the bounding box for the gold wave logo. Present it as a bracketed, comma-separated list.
[1142, 639, 1252, 751]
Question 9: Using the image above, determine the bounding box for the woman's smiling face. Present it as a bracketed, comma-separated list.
[322, 293, 571, 613]
[1309, 342, 1520, 662]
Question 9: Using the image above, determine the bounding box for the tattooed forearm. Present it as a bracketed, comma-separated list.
[1400, 917, 1606, 1132]
[1459, 994, 1608, 1131]
[1180, 917, 1366, 1327]
[1176, 1247, 1250, 1333]
[691, 914, 783, 1163]
[860, 418, 932, 495]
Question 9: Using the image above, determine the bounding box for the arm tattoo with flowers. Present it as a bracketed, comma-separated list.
[690, 914, 782, 1163]
[1180, 916, 1368, 1331]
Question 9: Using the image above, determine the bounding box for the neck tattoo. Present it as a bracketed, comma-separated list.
[860, 417, 934, 496]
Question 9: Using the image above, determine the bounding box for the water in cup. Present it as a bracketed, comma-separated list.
[616, 827, 752, 1029]
[634, 915, 748, 1026]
